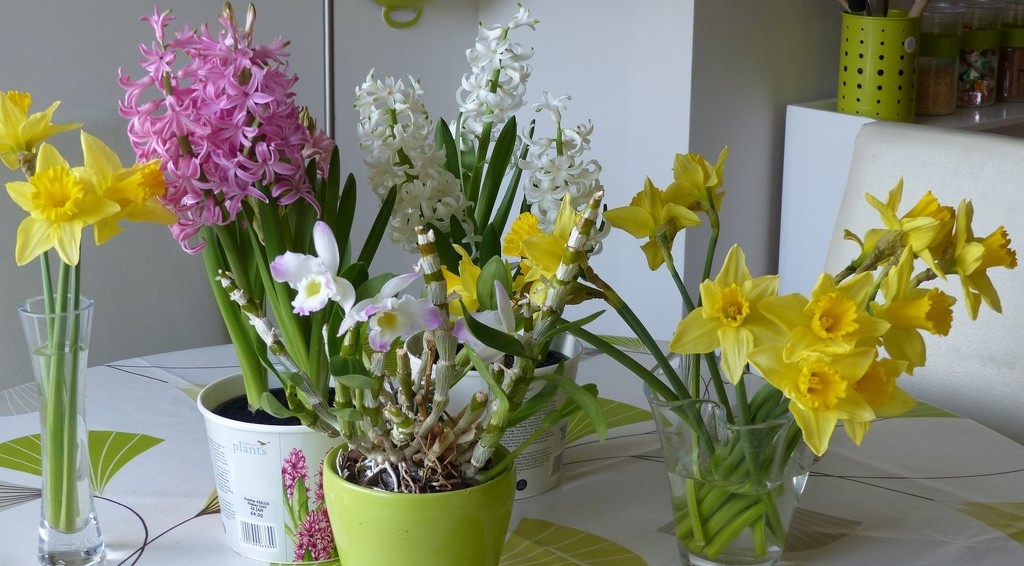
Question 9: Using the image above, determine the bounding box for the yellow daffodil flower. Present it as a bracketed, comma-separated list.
[519, 196, 577, 283]
[0, 91, 81, 171]
[842, 356, 914, 445]
[78, 131, 174, 244]
[5, 143, 119, 266]
[603, 177, 700, 270]
[952, 199, 1017, 319]
[441, 244, 481, 316]
[668, 244, 783, 383]
[664, 147, 729, 213]
[866, 179, 954, 275]
[761, 271, 890, 359]
[872, 248, 955, 372]
[747, 345, 877, 456]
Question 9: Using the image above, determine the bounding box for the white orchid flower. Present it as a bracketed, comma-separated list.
[453, 281, 517, 363]
[270, 221, 355, 315]
[337, 272, 443, 351]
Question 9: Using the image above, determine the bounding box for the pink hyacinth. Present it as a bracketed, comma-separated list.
[119, 4, 333, 252]
[281, 448, 308, 500]
[294, 507, 334, 561]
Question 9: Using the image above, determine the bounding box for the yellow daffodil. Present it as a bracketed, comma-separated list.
[0, 91, 81, 171]
[952, 199, 1017, 319]
[603, 177, 700, 270]
[842, 356, 914, 445]
[668, 244, 783, 383]
[78, 131, 174, 244]
[761, 271, 890, 359]
[441, 244, 481, 316]
[5, 143, 119, 266]
[664, 147, 729, 213]
[747, 345, 877, 456]
[872, 248, 955, 372]
[866, 179, 954, 275]
[519, 196, 577, 284]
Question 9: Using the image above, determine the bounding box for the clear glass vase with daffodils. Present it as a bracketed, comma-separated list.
[1, 90, 172, 562]
[571, 149, 1017, 563]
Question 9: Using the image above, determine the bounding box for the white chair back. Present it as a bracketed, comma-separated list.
[824, 121, 1024, 444]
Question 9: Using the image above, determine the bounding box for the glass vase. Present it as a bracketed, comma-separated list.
[19, 295, 105, 566]
[646, 357, 812, 566]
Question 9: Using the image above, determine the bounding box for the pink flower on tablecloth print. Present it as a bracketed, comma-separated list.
[294, 507, 334, 561]
[281, 448, 308, 500]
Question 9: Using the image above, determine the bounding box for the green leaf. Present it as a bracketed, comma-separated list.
[501, 518, 647, 565]
[539, 312, 606, 344]
[478, 223, 502, 266]
[334, 172, 358, 267]
[333, 408, 364, 422]
[566, 398, 652, 445]
[435, 118, 461, 180]
[476, 256, 512, 311]
[476, 115, 518, 228]
[259, 392, 295, 419]
[356, 185, 397, 267]
[492, 118, 534, 234]
[460, 305, 529, 359]
[508, 380, 561, 429]
[536, 374, 606, 441]
[426, 222, 462, 274]
[334, 373, 381, 390]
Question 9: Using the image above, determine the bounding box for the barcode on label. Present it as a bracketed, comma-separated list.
[239, 520, 278, 550]
[550, 452, 563, 477]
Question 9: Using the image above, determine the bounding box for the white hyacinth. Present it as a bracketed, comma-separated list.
[355, 71, 468, 252]
[456, 4, 538, 139]
[520, 92, 603, 231]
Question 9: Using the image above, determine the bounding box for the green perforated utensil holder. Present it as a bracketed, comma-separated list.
[837, 11, 922, 122]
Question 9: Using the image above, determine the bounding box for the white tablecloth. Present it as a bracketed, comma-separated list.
[2, 344, 1024, 565]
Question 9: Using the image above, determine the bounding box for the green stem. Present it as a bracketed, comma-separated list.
[657, 234, 696, 313]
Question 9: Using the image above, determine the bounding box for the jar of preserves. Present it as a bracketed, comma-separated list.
[918, 3, 966, 115]
[998, 0, 1024, 100]
[959, 0, 1005, 107]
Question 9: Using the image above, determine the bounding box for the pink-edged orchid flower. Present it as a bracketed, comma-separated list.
[270, 221, 354, 315]
[337, 272, 443, 352]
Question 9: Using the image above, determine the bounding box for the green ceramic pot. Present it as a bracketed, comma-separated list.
[322, 444, 515, 566]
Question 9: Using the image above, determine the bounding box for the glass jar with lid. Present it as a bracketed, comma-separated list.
[958, 0, 1005, 107]
[998, 0, 1024, 100]
[918, 3, 967, 115]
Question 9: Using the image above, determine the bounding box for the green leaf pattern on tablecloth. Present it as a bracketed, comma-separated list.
[784, 507, 863, 551]
[566, 398, 651, 444]
[88, 431, 164, 494]
[894, 400, 960, 419]
[595, 335, 649, 354]
[502, 518, 647, 565]
[955, 502, 1024, 545]
[0, 382, 40, 417]
[0, 431, 163, 495]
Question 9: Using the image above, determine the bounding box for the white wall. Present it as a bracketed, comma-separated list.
[685, 1, 841, 288]
[0, 1, 326, 390]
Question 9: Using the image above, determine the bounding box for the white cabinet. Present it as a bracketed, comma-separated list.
[779, 99, 1024, 294]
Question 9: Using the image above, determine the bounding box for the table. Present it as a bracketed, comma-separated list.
[2, 344, 1024, 565]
